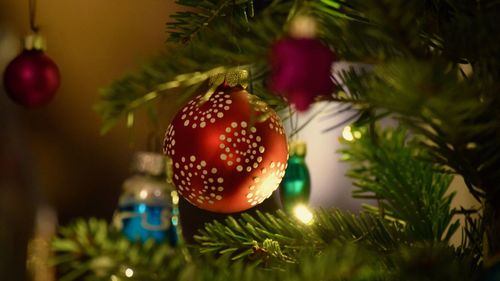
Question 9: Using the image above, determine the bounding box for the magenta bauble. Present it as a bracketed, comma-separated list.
[3, 49, 60, 107]
[270, 38, 336, 112]
[164, 83, 288, 213]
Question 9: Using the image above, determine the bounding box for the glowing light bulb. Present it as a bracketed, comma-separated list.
[342, 126, 354, 141]
[353, 131, 362, 139]
[125, 268, 134, 278]
[171, 190, 179, 205]
[293, 204, 314, 224]
[139, 190, 148, 199]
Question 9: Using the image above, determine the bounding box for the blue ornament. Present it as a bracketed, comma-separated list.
[115, 152, 180, 245]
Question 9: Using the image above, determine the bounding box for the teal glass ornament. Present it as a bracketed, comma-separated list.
[114, 152, 181, 246]
[280, 141, 311, 212]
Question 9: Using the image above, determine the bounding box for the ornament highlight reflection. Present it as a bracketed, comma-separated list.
[260, 174, 283, 200]
[293, 204, 314, 224]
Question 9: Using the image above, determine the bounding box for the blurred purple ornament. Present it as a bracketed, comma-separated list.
[270, 38, 336, 111]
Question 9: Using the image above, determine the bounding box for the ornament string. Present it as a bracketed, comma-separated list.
[294, 108, 299, 139]
[147, 131, 162, 152]
[288, 105, 298, 140]
[29, 0, 39, 32]
[289, 102, 330, 138]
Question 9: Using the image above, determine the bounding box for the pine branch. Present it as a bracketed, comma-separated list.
[52, 216, 479, 281]
[391, 243, 477, 281]
[313, 0, 500, 204]
[185, 244, 388, 281]
[457, 211, 483, 269]
[194, 209, 410, 263]
[95, 1, 291, 134]
[194, 211, 320, 264]
[52, 218, 183, 281]
[339, 125, 459, 242]
[362, 58, 500, 202]
[317, 0, 499, 254]
[167, 0, 253, 44]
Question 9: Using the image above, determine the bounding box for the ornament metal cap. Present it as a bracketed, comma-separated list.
[23, 33, 46, 50]
[131, 151, 166, 176]
[288, 15, 317, 39]
[289, 141, 307, 157]
[208, 70, 249, 88]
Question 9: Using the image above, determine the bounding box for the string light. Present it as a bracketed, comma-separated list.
[293, 204, 314, 224]
[342, 126, 362, 141]
[342, 126, 354, 141]
[171, 190, 179, 205]
[124, 268, 134, 278]
[139, 190, 148, 199]
[353, 131, 362, 139]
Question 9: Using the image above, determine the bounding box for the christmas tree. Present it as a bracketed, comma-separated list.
[51, 0, 499, 280]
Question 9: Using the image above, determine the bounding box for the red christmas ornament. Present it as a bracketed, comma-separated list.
[164, 83, 288, 213]
[3, 47, 60, 107]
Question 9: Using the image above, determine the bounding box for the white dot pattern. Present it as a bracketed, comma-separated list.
[217, 121, 268, 173]
[163, 124, 176, 156]
[180, 92, 233, 128]
[170, 155, 229, 206]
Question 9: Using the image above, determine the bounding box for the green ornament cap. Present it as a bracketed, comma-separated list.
[289, 141, 307, 157]
[23, 33, 46, 51]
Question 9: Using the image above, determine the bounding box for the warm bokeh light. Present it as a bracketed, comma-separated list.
[342, 126, 354, 141]
[293, 204, 314, 224]
[353, 131, 362, 139]
[342, 126, 362, 141]
[171, 190, 179, 205]
[139, 190, 148, 199]
[124, 268, 134, 278]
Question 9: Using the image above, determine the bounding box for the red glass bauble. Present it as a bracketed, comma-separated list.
[3, 49, 60, 107]
[164, 83, 288, 213]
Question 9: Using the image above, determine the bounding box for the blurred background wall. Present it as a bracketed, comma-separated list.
[1, 2, 181, 278]
[0, 0, 183, 223]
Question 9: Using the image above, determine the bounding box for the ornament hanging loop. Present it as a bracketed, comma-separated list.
[147, 131, 162, 152]
[25, 0, 46, 50]
[29, 0, 40, 33]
